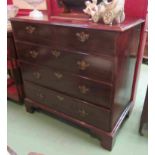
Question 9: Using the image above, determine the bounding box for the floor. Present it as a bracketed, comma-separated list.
[7, 64, 148, 155]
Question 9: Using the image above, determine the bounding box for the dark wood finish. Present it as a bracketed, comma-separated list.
[139, 88, 148, 136]
[15, 41, 114, 83]
[24, 81, 111, 131]
[12, 21, 117, 55]
[11, 16, 144, 32]
[11, 15, 143, 150]
[24, 97, 131, 151]
[7, 28, 24, 103]
[7, 30, 17, 59]
[20, 62, 112, 108]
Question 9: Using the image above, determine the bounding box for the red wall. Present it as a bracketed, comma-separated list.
[125, 0, 148, 18]
[7, 0, 12, 4]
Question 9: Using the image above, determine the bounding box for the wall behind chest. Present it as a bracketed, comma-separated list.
[125, 0, 147, 18]
[9, 0, 47, 9]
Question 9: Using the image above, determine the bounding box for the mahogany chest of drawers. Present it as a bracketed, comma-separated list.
[11, 16, 143, 150]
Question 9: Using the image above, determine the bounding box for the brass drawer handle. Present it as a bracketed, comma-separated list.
[76, 32, 89, 42]
[29, 50, 38, 58]
[33, 72, 41, 79]
[78, 85, 89, 94]
[54, 72, 63, 79]
[57, 95, 64, 101]
[51, 50, 61, 58]
[25, 25, 36, 34]
[77, 60, 90, 70]
[78, 109, 88, 117]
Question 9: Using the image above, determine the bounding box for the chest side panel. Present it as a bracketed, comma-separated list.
[112, 25, 141, 127]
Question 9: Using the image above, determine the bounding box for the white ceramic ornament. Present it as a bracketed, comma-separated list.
[103, 0, 125, 24]
[83, 0, 125, 25]
[83, 0, 98, 18]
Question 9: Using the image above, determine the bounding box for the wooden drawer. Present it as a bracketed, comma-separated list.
[12, 21, 117, 56]
[16, 42, 113, 83]
[50, 26, 117, 56]
[21, 62, 113, 108]
[24, 80, 112, 131]
[11, 21, 56, 45]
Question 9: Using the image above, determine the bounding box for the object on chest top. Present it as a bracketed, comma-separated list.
[83, 0, 125, 25]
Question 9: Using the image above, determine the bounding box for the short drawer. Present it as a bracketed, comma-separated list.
[24, 80, 112, 131]
[11, 21, 117, 56]
[21, 62, 113, 108]
[11, 21, 56, 45]
[16, 42, 113, 83]
[51, 26, 117, 56]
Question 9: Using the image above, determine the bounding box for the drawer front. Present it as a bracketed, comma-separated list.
[24, 80, 111, 131]
[21, 62, 112, 108]
[11, 21, 117, 56]
[16, 42, 113, 83]
[11, 21, 56, 45]
[51, 26, 117, 56]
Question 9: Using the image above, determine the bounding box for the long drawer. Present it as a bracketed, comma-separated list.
[24, 80, 112, 131]
[21, 62, 113, 108]
[11, 21, 117, 56]
[16, 41, 113, 83]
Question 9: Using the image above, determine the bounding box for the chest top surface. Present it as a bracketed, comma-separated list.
[11, 15, 144, 32]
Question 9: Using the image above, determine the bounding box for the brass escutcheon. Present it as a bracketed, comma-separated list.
[78, 85, 89, 94]
[25, 25, 36, 34]
[77, 60, 90, 70]
[33, 72, 41, 79]
[57, 95, 64, 101]
[76, 32, 89, 42]
[78, 109, 88, 117]
[51, 50, 61, 58]
[54, 72, 63, 79]
[29, 50, 38, 58]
